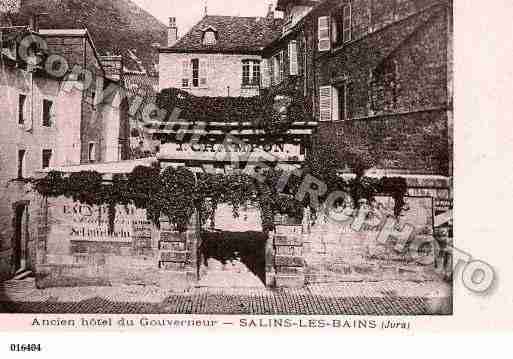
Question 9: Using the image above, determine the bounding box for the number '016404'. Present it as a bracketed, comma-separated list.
[10, 344, 42, 352]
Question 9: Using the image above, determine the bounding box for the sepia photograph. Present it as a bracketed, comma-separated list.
[0, 0, 457, 317]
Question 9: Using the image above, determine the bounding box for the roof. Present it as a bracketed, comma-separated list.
[161, 15, 284, 54]
[38, 28, 105, 76]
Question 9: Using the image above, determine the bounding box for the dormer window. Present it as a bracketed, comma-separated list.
[202, 28, 217, 45]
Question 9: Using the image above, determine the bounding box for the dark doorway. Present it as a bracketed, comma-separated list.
[199, 231, 267, 287]
[12, 204, 26, 274]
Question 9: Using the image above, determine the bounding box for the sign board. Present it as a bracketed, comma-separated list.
[160, 142, 304, 162]
[51, 198, 150, 243]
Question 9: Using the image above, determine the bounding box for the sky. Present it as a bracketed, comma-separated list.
[132, 0, 280, 37]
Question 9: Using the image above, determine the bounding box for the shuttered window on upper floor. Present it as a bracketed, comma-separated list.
[318, 16, 331, 51]
[289, 40, 298, 76]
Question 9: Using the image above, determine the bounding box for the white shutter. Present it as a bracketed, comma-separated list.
[318, 16, 331, 51]
[343, 4, 352, 43]
[279, 50, 285, 82]
[261, 59, 270, 87]
[200, 59, 208, 86]
[289, 41, 298, 76]
[319, 86, 332, 122]
[269, 57, 275, 86]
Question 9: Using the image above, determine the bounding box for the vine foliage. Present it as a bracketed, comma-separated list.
[34, 162, 408, 233]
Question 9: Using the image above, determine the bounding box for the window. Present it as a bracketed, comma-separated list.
[319, 83, 350, 122]
[191, 58, 199, 87]
[242, 61, 251, 85]
[289, 40, 298, 76]
[42, 99, 53, 127]
[203, 30, 216, 45]
[42, 149, 52, 169]
[182, 58, 208, 88]
[17, 150, 26, 179]
[253, 61, 261, 86]
[336, 83, 349, 121]
[199, 59, 208, 86]
[371, 60, 399, 112]
[332, 4, 352, 47]
[18, 94, 27, 125]
[88, 142, 96, 163]
[242, 60, 261, 86]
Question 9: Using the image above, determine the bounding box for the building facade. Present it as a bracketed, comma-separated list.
[0, 27, 129, 280]
[39, 29, 130, 164]
[261, 0, 452, 213]
[158, 14, 283, 97]
[312, 0, 452, 176]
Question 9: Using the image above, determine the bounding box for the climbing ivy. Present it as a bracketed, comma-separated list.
[34, 165, 408, 233]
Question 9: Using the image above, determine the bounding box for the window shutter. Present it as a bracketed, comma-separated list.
[319, 86, 332, 122]
[200, 59, 208, 86]
[261, 59, 269, 87]
[279, 50, 285, 82]
[181, 60, 189, 87]
[289, 41, 298, 76]
[269, 57, 275, 86]
[318, 16, 331, 51]
[343, 4, 352, 43]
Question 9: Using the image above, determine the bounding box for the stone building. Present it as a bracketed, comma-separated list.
[263, 0, 453, 212]
[158, 12, 283, 97]
[0, 26, 129, 280]
[38, 28, 131, 163]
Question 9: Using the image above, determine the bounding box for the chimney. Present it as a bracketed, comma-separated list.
[168, 17, 178, 47]
[266, 3, 274, 19]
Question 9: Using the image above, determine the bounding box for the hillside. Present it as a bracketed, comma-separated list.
[12, 0, 167, 74]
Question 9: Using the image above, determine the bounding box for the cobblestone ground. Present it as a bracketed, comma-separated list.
[0, 277, 451, 315]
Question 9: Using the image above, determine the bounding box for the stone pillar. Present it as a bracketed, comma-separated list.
[266, 215, 305, 288]
[158, 212, 200, 290]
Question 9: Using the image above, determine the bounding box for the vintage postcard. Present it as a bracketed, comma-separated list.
[0, 0, 510, 348]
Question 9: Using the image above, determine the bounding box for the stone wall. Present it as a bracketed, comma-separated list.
[302, 196, 442, 284]
[35, 196, 200, 289]
[302, 0, 451, 176]
[315, 109, 449, 175]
